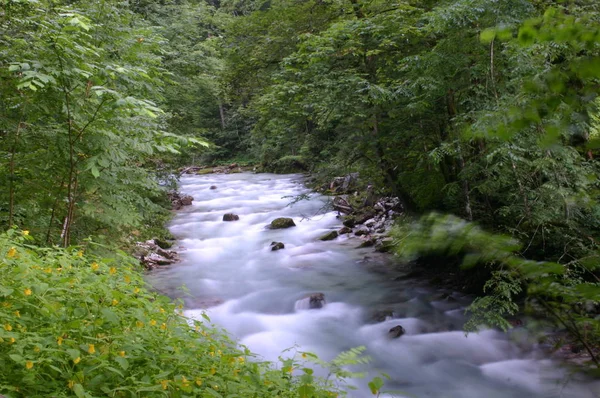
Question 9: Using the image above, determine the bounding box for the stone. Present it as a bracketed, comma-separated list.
[319, 231, 338, 241]
[271, 242, 285, 251]
[339, 226, 352, 235]
[358, 238, 376, 248]
[223, 213, 240, 221]
[388, 325, 406, 338]
[269, 217, 296, 229]
[146, 253, 176, 266]
[371, 309, 395, 323]
[210, 185, 217, 190]
[355, 226, 370, 236]
[355, 210, 376, 225]
[342, 217, 356, 228]
[154, 238, 173, 249]
[180, 194, 193, 206]
[308, 293, 326, 309]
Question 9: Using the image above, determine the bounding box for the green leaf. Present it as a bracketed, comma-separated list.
[73, 384, 86, 398]
[480, 28, 496, 44]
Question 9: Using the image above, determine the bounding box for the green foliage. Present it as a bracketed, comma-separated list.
[392, 213, 600, 367]
[0, 230, 345, 397]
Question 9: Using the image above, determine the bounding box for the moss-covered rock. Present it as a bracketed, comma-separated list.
[319, 231, 338, 241]
[269, 217, 296, 229]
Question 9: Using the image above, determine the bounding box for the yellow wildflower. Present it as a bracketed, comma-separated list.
[109, 267, 117, 275]
[119, 351, 125, 357]
[124, 275, 131, 283]
[112, 299, 119, 306]
[13, 310, 20, 318]
[233, 369, 240, 376]
[8, 337, 15, 344]
[91, 262, 99, 271]
[77, 250, 83, 257]
[195, 378, 203, 386]
[302, 353, 307, 358]
[73, 357, 81, 364]
[160, 323, 167, 330]
[57, 336, 63, 346]
[25, 361, 33, 370]
[181, 376, 190, 387]
[68, 380, 75, 389]
[136, 321, 144, 328]
[134, 287, 140, 294]
[210, 367, 216, 375]
[22, 230, 29, 236]
[23, 288, 32, 296]
[4, 324, 12, 331]
[209, 351, 215, 357]
[150, 319, 157, 326]
[88, 344, 95, 354]
[238, 356, 245, 363]
[160, 307, 165, 313]
[213, 385, 219, 391]
[160, 380, 169, 390]
[7, 247, 17, 258]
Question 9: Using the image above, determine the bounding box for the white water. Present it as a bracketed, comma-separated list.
[148, 173, 599, 398]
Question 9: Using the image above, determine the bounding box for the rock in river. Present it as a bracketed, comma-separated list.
[319, 231, 338, 241]
[223, 213, 240, 221]
[388, 325, 406, 338]
[269, 217, 296, 229]
[271, 242, 285, 251]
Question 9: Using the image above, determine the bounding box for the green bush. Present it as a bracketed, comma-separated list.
[0, 230, 343, 397]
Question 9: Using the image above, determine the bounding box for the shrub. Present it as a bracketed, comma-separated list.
[0, 230, 342, 397]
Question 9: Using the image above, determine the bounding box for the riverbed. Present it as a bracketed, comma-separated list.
[147, 172, 598, 398]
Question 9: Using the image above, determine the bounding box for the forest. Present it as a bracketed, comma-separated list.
[1, 0, 599, 396]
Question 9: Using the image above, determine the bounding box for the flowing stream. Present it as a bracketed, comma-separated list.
[148, 173, 598, 398]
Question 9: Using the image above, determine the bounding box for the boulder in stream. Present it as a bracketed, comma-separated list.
[295, 293, 326, 310]
[388, 325, 406, 338]
[269, 217, 296, 229]
[319, 231, 338, 241]
[223, 213, 240, 221]
[210, 185, 218, 190]
[339, 226, 352, 235]
[271, 241, 285, 251]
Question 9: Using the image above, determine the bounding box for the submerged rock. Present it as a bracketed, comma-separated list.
[169, 191, 194, 210]
[210, 185, 217, 190]
[271, 242, 285, 251]
[388, 325, 406, 338]
[223, 213, 240, 222]
[319, 231, 339, 241]
[269, 217, 296, 229]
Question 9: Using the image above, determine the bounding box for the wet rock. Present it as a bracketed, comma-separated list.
[355, 226, 370, 237]
[364, 218, 377, 228]
[223, 213, 240, 222]
[371, 309, 395, 323]
[180, 194, 193, 206]
[308, 293, 326, 309]
[355, 210, 376, 225]
[319, 231, 339, 241]
[339, 226, 352, 235]
[153, 238, 173, 249]
[269, 217, 296, 229]
[358, 238, 376, 248]
[388, 325, 406, 338]
[210, 185, 217, 190]
[156, 247, 177, 259]
[146, 252, 176, 266]
[342, 217, 356, 228]
[271, 242, 285, 251]
[169, 191, 194, 210]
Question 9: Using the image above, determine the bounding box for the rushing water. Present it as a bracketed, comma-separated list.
[148, 173, 599, 398]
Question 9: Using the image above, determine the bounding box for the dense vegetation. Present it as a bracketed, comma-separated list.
[1, 0, 599, 393]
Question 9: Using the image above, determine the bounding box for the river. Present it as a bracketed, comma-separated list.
[147, 172, 598, 398]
